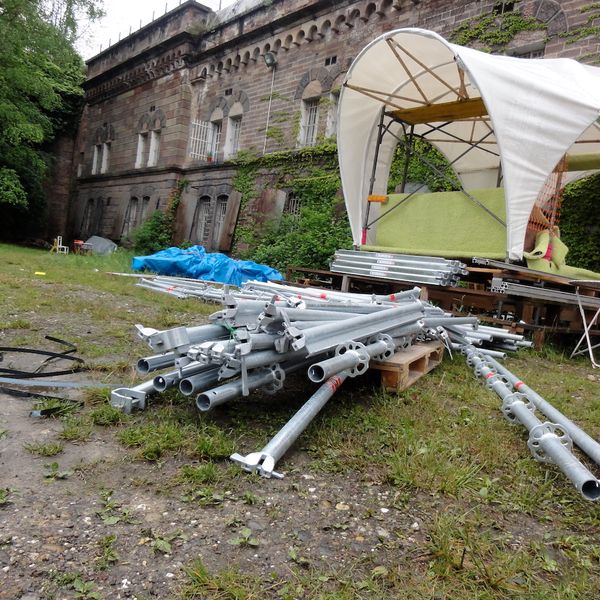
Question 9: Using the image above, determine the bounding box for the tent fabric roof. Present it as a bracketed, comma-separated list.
[337, 28, 600, 260]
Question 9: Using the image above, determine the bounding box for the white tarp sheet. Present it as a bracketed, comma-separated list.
[338, 28, 600, 260]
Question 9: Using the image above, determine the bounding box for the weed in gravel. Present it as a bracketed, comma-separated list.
[181, 487, 226, 506]
[90, 404, 125, 426]
[97, 489, 137, 525]
[227, 526, 259, 547]
[242, 491, 259, 505]
[44, 462, 73, 481]
[0, 318, 31, 329]
[49, 571, 101, 600]
[60, 416, 93, 441]
[179, 462, 219, 485]
[139, 529, 185, 555]
[24, 440, 64, 457]
[182, 559, 265, 599]
[117, 411, 235, 461]
[95, 534, 119, 570]
[32, 397, 80, 418]
[0, 488, 13, 506]
[83, 388, 112, 407]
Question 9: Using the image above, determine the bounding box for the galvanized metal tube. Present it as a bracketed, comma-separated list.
[288, 303, 424, 354]
[466, 349, 600, 500]
[484, 355, 600, 466]
[307, 339, 389, 383]
[230, 372, 349, 478]
[136, 352, 177, 375]
[262, 372, 348, 466]
[179, 367, 221, 396]
[196, 367, 282, 412]
[153, 362, 211, 393]
[450, 343, 507, 359]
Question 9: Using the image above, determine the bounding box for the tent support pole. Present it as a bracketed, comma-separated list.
[361, 108, 387, 245]
[399, 124, 415, 193]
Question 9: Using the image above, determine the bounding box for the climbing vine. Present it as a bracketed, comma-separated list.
[560, 4, 600, 63]
[451, 2, 544, 51]
[559, 173, 600, 272]
[132, 178, 189, 255]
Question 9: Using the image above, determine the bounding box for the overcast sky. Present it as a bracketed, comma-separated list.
[78, 0, 237, 59]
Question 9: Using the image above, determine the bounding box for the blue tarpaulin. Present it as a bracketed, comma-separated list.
[131, 246, 283, 287]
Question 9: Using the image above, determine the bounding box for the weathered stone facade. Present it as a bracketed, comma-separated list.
[60, 0, 598, 250]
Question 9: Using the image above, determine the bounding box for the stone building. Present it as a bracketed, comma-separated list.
[57, 0, 598, 251]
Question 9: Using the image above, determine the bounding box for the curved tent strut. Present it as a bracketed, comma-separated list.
[337, 28, 600, 260]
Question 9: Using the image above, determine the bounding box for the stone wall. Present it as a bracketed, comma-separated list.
[62, 0, 598, 249]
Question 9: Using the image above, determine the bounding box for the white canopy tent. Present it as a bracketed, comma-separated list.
[337, 28, 600, 260]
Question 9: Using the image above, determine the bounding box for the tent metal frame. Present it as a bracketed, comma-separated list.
[360, 105, 505, 243]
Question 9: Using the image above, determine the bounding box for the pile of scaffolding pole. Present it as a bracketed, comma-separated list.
[330, 249, 468, 287]
[112, 281, 530, 479]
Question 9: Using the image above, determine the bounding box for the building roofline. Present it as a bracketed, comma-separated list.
[85, 0, 212, 65]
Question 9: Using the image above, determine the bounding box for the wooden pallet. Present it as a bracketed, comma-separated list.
[370, 341, 445, 392]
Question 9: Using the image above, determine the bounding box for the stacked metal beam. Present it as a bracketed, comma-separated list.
[112, 280, 529, 479]
[330, 249, 468, 287]
[491, 277, 600, 310]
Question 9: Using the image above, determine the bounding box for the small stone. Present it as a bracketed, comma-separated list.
[335, 503, 350, 511]
[376, 527, 390, 539]
[380, 507, 389, 514]
[411, 521, 420, 531]
[165, 572, 175, 578]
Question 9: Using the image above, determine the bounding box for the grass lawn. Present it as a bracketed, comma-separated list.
[1, 242, 599, 599]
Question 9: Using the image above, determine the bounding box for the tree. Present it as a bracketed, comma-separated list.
[0, 0, 104, 238]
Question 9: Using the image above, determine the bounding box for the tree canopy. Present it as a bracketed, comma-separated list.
[0, 0, 103, 237]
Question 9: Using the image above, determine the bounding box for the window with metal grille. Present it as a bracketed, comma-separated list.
[214, 195, 228, 245]
[121, 197, 139, 238]
[81, 199, 94, 236]
[189, 196, 212, 243]
[225, 116, 242, 159]
[301, 99, 319, 147]
[283, 194, 301, 217]
[189, 120, 220, 161]
[189, 120, 210, 159]
[514, 48, 544, 59]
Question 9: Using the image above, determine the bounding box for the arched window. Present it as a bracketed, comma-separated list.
[224, 102, 243, 159]
[214, 194, 228, 247]
[299, 81, 322, 147]
[190, 195, 212, 243]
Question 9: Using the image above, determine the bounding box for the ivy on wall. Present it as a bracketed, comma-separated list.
[560, 3, 600, 64]
[132, 178, 189, 255]
[559, 173, 600, 272]
[451, 1, 545, 51]
[387, 138, 461, 193]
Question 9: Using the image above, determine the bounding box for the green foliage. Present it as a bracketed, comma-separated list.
[132, 210, 173, 254]
[559, 173, 600, 272]
[251, 170, 352, 272]
[387, 138, 461, 193]
[452, 3, 544, 50]
[0, 168, 28, 207]
[131, 179, 188, 254]
[0, 0, 103, 239]
[561, 3, 600, 49]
